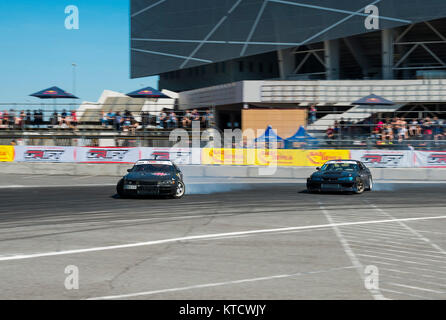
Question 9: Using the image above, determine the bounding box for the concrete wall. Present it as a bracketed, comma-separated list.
[2, 162, 446, 181]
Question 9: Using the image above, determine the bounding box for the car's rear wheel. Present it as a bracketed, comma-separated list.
[355, 177, 365, 194]
[172, 181, 185, 199]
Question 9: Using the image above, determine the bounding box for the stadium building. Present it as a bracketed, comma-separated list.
[131, 0, 446, 137]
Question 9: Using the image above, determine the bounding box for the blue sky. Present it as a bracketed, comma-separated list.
[0, 0, 158, 104]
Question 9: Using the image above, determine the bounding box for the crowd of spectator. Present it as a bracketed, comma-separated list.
[325, 116, 446, 143]
[100, 108, 215, 132]
[0, 107, 215, 132]
[0, 109, 80, 130]
[0, 109, 46, 129]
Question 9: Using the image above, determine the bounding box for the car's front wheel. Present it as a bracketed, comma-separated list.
[172, 181, 185, 199]
[365, 177, 373, 191]
[116, 179, 127, 198]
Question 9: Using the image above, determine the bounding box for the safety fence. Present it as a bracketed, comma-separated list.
[1, 145, 446, 168]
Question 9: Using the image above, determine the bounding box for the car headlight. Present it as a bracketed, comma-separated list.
[126, 180, 135, 185]
[311, 176, 322, 181]
[158, 180, 175, 186]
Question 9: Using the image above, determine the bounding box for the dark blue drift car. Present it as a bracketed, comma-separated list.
[307, 160, 373, 194]
[117, 160, 185, 199]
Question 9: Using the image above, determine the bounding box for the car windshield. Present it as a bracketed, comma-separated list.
[132, 164, 173, 173]
[321, 163, 359, 172]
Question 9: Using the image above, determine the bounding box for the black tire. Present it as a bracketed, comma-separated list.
[354, 177, 365, 194]
[365, 177, 373, 191]
[116, 179, 127, 198]
[172, 180, 185, 199]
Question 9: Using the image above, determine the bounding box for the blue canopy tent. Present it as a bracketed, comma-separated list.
[126, 86, 170, 99]
[30, 86, 78, 99]
[254, 126, 284, 148]
[352, 94, 394, 106]
[30, 86, 79, 122]
[285, 126, 319, 149]
[254, 126, 284, 142]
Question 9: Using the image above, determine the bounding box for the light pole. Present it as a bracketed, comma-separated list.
[72, 63, 77, 95]
[72, 63, 77, 109]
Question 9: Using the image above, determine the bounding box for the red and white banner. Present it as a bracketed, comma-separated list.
[414, 151, 446, 168]
[350, 150, 414, 168]
[139, 147, 200, 165]
[14, 146, 76, 162]
[140, 147, 190, 165]
[76, 147, 140, 163]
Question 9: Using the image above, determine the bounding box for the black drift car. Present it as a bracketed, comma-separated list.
[117, 160, 185, 199]
[307, 160, 373, 194]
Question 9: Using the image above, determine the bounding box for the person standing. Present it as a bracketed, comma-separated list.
[309, 105, 317, 125]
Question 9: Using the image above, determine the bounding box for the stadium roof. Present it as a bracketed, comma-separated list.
[131, 0, 446, 78]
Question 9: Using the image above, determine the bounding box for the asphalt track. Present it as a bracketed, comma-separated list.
[0, 174, 445, 300]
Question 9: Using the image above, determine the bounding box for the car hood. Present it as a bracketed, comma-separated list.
[311, 171, 357, 178]
[125, 172, 173, 181]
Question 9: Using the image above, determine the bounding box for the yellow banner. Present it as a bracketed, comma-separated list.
[202, 148, 350, 166]
[0, 146, 14, 162]
[303, 150, 351, 166]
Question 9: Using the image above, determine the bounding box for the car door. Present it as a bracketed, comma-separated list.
[359, 162, 371, 185]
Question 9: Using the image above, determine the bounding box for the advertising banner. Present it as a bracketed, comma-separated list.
[202, 148, 255, 166]
[14, 146, 75, 162]
[76, 147, 140, 163]
[139, 147, 199, 165]
[351, 150, 414, 168]
[414, 151, 446, 168]
[0, 146, 14, 162]
[201, 149, 350, 167]
[303, 150, 351, 167]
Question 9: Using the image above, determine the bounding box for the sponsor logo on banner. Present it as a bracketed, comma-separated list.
[428, 153, 446, 164]
[0, 146, 14, 162]
[140, 148, 194, 165]
[201, 149, 349, 167]
[24, 149, 65, 161]
[361, 154, 404, 166]
[414, 151, 446, 167]
[14, 146, 75, 162]
[76, 147, 139, 163]
[351, 150, 414, 168]
[304, 150, 351, 166]
[86, 149, 129, 161]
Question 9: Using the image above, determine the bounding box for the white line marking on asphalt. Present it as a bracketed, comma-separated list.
[356, 253, 430, 266]
[340, 229, 422, 241]
[355, 249, 446, 265]
[412, 229, 445, 236]
[2, 214, 446, 262]
[345, 237, 441, 253]
[87, 265, 355, 300]
[340, 225, 415, 236]
[348, 243, 446, 260]
[366, 202, 446, 255]
[381, 268, 446, 281]
[383, 274, 446, 289]
[407, 265, 446, 275]
[319, 202, 386, 300]
[388, 282, 444, 294]
[342, 231, 425, 243]
[380, 288, 431, 300]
